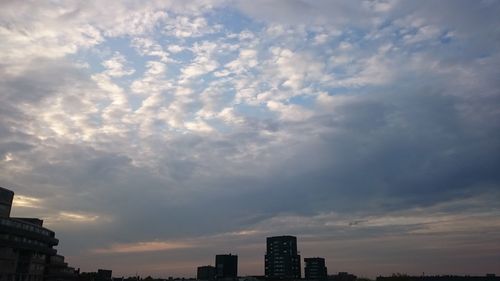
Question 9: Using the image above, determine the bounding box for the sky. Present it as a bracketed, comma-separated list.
[1, 0, 500, 278]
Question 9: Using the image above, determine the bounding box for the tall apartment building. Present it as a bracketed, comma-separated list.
[304, 257, 327, 280]
[264, 235, 301, 279]
[0, 186, 77, 281]
[215, 254, 237, 280]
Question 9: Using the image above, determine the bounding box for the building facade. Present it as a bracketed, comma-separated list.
[0, 186, 77, 281]
[264, 236, 301, 279]
[215, 254, 237, 280]
[304, 257, 327, 280]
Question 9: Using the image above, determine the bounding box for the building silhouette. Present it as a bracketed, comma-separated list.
[75, 270, 113, 281]
[0, 188, 13, 218]
[96, 270, 112, 281]
[304, 257, 327, 280]
[264, 235, 301, 280]
[0, 186, 77, 281]
[197, 266, 215, 280]
[328, 272, 356, 281]
[215, 254, 237, 280]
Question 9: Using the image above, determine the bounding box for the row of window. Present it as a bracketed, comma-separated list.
[28, 263, 45, 272]
[0, 219, 51, 237]
[0, 234, 50, 248]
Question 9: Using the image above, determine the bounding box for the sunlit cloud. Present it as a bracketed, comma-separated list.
[93, 241, 195, 254]
[43, 211, 106, 225]
[57, 211, 100, 222]
[3, 153, 13, 162]
[13, 195, 43, 208]
[226, 230, 261, 236]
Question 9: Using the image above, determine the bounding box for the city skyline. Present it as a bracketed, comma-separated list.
[1, 0, 500, 278]
[1, 185, 499, 280]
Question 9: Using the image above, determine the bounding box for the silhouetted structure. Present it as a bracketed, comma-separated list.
[96, 270, 112, 281]
[376, 275, 500, 281]
[0, 188, 13, 218]
[197, 266, 215, 280]
[0, 186, 77, 281]
[238, 277, 267, 281]
[328, 272, 357, 281]
[304, 257, 327, 280]
[238, 276, 266, 281]
[265, 235, 301, 280]
[45, 254, 79, 281]
[215, 254, 237, 280]
[76, 270, 114, 281]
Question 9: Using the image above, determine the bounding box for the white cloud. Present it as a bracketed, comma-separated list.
[403, 25, 441, 45]
[180, 41, 219, 82]
[184, 119, 214, 133]
[217, 107, 245, 125]
[267, 101, 313, 122]
[167, 44, 185, 53]
[102, 8, 167, 37]
[131, 61, 170, 95]
[313, 33, 329, 45]
[102, 52, 135, 77]
[164, 16, 221, 38]
[225, 48, 259, 74]
[181, 57, 218, 79]
[270, 47, 326, 91]
[131, 37, 171, 63]
[0, 16, 103, 70]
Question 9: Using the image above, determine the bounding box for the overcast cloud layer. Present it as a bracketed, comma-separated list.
[1, 0, 500, 278]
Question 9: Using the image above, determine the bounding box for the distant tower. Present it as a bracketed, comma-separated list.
[304, 257, 328, 280]
[265, 235, 301, 279]
[215, 254, 238, 279]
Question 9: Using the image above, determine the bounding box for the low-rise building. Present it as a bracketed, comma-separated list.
[197, 266, 215, 280]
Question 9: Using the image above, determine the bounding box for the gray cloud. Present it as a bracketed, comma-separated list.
[1, 0, 499, 278]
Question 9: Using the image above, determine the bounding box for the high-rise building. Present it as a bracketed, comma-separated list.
[197, 265, 216, 280]
[304, 257, 327, 280]
[264, 235, 301, 279]
[215, 254, 237, 280]
[0, 186, 77, 281]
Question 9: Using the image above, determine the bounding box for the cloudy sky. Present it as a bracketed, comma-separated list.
[1, 0, 500, 278]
